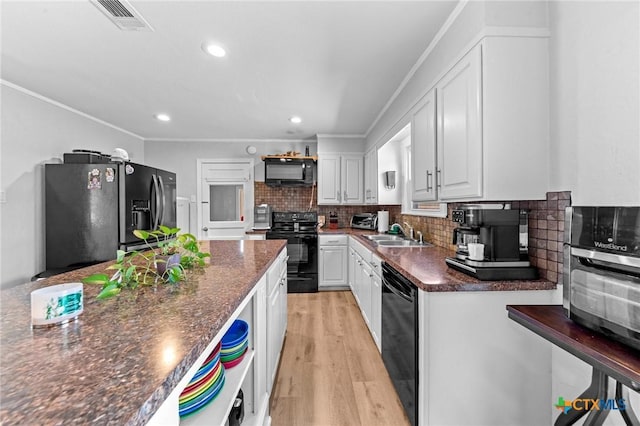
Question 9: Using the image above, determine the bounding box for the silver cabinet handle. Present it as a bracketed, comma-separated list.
[343, 190, 348, 202]
[436, 169, 442, 189]
[202, 227, 209, 232]
[337, 190, 341, 202]
[369, 274, 374, 278]
[426, 170, 433, 191]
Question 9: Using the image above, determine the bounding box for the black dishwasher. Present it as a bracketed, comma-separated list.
[381, 262, 418, 426]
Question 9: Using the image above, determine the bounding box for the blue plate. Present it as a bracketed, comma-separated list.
[179, 374, 226, 417]
[221, 319, 249, 348]
[190, 350, 220, 383]
[221, 341, 248, 361]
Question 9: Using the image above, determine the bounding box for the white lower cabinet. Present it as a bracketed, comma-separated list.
[369, 255, 382, 352]
[417, 288, 559, 426]
[148, 248, 287, 426]
[348, 247, 356, 295]
[349, 237, 381, 346]
[267, 249, 288, 394]
[318, 235, 348, 290]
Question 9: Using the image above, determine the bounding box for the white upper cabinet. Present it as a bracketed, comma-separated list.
[364, 147, 378, 204]
[479, 36, 549, 201]
[411, 89, 437, 202]
[436, 44, 483, 200]
[342, 155, 364, 204]
[317, 153, 341, 204]
[409, 36, 549, 202]
[318, 153, 364, 205]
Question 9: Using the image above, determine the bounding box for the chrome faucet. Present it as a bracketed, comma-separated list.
[390, 223, 405, 236]
[403, 222, 415, 240]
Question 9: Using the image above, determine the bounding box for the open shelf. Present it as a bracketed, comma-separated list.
[260, 155, 317, 161]
[180, 349, 255, 426]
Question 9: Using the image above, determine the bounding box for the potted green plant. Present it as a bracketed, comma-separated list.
[82, 226, 210, 299]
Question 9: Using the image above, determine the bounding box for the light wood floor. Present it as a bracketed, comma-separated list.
[269, 291, 410, 426]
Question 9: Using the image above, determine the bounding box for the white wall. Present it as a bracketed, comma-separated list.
[0, 83, 144, 289]
[377, 133, 404, 205]
[549, 2, 640, 424]
[316, 135, 365, 153]
[549, 0, 640, 206]
[143, 140, 317, 200]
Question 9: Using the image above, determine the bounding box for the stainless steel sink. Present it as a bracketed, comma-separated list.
[365, 235, 404, 241]
[376, 240, 432, 248]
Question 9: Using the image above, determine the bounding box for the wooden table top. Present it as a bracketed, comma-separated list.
[507, 305, 640, 390]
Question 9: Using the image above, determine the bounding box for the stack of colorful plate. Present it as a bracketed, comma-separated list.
[178, 342, 225, 417]
[221, 319, 249, 369]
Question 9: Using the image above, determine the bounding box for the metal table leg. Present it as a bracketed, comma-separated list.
[616, 382, 640, 426]
[555, 369, 610, 426]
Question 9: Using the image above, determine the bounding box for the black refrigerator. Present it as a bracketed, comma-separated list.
[45, 161, 176, 271]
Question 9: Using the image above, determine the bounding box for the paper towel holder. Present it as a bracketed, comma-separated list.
[383, 171, 396, 189]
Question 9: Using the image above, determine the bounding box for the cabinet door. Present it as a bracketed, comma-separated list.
[267, 285, 279, 393]
[348, 248, 356, 293]
[436, 44, 482, 200]
[360, 263, 372, 327]
[364, 148, 378, 204]
[278, 268, 287, 347]
[253, 276, 268, 408]
[411, 89, 437, 201]
[341, 154, 364, 204]
[353, 253, 363, 306]
[371, 272, 382, 352]
[319, 245, 347, 287]
[317, 154, 341, 204]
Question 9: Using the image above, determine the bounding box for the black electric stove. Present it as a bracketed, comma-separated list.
[266, 212, 318, 293]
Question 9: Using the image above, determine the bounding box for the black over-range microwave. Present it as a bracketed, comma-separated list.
[264, 158, 315, 187]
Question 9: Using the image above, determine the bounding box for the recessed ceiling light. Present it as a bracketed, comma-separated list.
[155, 113, 171, 122]
[289, 116, 302, 124]
[202, 42, 226, 58]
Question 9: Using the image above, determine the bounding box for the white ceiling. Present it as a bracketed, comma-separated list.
[1, 0, 458, 141]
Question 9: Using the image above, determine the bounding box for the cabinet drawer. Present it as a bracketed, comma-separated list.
[319, 234, 348, 246]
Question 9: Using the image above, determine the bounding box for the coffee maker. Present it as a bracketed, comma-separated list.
[445, 205, 538, 280]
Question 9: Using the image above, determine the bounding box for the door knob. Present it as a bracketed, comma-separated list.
[202, 227, 209, 232]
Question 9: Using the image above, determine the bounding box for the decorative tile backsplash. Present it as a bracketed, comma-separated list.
[396, 191, 571, 284]
[254, 182, 401, 227]
[254, 182, 570, 283]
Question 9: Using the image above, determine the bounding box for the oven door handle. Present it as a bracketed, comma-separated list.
[383, 277, 412, 303]
[572, 247, 640, 269]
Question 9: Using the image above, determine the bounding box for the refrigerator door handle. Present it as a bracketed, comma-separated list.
[158, 175, 166, 227]
[151, 175, 160, 230]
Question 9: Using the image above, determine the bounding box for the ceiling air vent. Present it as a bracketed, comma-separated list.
[91, 0, 154, 31]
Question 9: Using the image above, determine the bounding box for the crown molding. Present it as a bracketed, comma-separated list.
[0, 79, 144, 141]
[364, 0, 469, 138]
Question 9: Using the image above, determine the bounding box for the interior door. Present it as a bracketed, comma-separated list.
[199, 160, 254, 239]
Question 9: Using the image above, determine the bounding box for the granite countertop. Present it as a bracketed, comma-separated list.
[325, 228, 555, 292]
[0, 240, 286, 426]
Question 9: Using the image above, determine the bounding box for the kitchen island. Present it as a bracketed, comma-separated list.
[0, 239, 286, 425]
